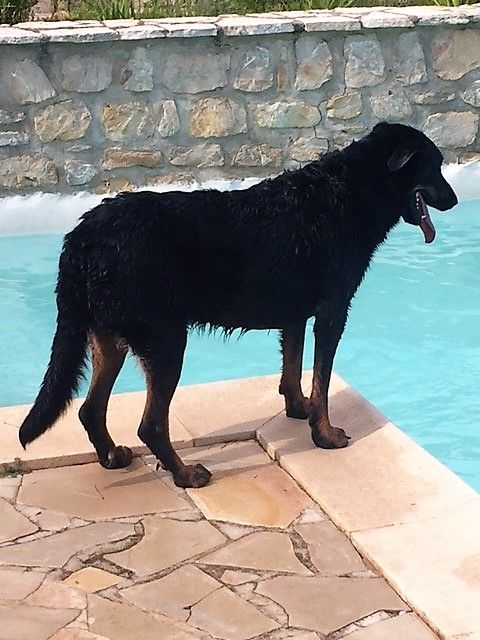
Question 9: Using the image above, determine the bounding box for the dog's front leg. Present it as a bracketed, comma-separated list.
[309, 305, 350, 449]
[279, 321, 310, 419]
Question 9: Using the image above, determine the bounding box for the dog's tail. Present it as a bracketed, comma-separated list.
[19, 311, 88, 448]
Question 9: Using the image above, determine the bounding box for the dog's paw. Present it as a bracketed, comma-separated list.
[100, 445, 133, 469]
[285, 397, 310, 420]
[311, 426, 350, 449]
[174, 464, 212, 489]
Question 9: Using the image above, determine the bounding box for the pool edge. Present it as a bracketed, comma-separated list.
[1, 371, 479, 638]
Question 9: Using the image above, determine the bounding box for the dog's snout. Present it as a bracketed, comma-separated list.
[437, 184, 458, 211]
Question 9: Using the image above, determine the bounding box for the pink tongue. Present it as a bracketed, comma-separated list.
[417, 193, 436, 244]
[420, 211, 436, 244]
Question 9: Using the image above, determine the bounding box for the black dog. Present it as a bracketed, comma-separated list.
[19, 123, 457, 488]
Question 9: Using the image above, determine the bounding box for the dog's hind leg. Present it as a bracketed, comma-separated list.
[78, 332, 132, 469]
[134, 328, 212, 489]
[279, 321, 310, 419]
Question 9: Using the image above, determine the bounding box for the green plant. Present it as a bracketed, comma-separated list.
[0, 0, 35, 24]
[69, 0, 354, 20]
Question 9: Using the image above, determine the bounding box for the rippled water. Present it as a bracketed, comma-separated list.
[0, 186, 479, 490]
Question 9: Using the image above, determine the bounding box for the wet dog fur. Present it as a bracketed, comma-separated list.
[19, 123, 457, 488]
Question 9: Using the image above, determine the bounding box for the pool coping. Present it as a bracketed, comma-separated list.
[1, 371, 479, 639]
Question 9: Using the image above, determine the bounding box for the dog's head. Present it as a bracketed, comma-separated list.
[371, 122, 458, 243]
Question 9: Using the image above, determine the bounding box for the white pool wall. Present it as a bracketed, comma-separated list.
[0, 163, 478, 237]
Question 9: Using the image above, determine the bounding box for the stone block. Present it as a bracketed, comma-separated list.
[432, 29, 480, 80]
[327, 92, 362, 120]
[345, 37, 385, 88]
[103, 148, 161, 170]
[0, 131, 29, 146]
[289, 137, 328, 161]
[189, 98, 247, 138]
[463, 80, 480, 107]
[169, 144, 224, 168]
[34, 100, 92, 142]
[391, 32, 427, 85]
[233, 144, 282, 167]
[253, 101, 321, 128]
[102, 102, 154, 141]
[370, 89, 412, 121]
[295, 37, 333, 91]
[163, 52, 230, 93]
[121, 47, 153, 92]
[64, 160, 98, 186]
[10, 60, 56, 104]
[62, 55, 112, 92]
[156, 100, 180, 137]
[0, 155, 58, 188]
[424, 111, 479, 148]
[0, 110, 25, 124]
[233, 46, 273, 92]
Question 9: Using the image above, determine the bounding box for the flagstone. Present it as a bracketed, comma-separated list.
[200, 531, 312, 575]
[347, 613, 438, 639]
[187, 463, 313, 527]
[51, 629, 112, 640]
[172, 374, 284, 444]
[122, 564, 220, 621]
[0, 476, 21, 502]
[0, 522, 135, 568]
[18, 459, 188, 520]
[27, 579, 87, 609]
[0, 603, 78, 640]
[107, 517, 225, 576]
[63, 568, 121, 593]
[182, 440, 271, 472]
[256, 576, 406, 634]
[188, 586, 279, 640]
[87, 593, 209, 640]
[0, 569, 45, 600]
[0, 498, 37, 543]
[221, 570, 262, 586]
[295, 521, 366, 574]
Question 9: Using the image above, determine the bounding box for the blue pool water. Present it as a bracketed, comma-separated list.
[0, 193, 479, 490]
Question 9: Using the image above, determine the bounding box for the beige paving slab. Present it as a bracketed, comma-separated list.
[0, 476, 21, 502]
[256, 576, 406, 635]
[181, 440, 272, 472]
[18, 458, 188, 520]
[122, 564, 220, 621]
[107, 516, 225, 576]
[352, 500, 480, 639]
[63, 568, 121, 593]
[0, 391, 191, 470]
[259, 411, 477, 532]
[188, 586, 279, 640]
[200, 531, 312, 575]
[0, 498, 37, 543]
[221, 570, 261, 586]
[0, 521, 135, 568]
[26, 579, 87, 609]
[295, 521, 366, 575]
[87, 593, 210, 640]
[187, 463, 314, 527]
[0, 602, 79, 640]
[0, 569, 45, 600]
[172, 374, 285, 445]
[347, 613, 438, 639]
[51, 630, 112, 640]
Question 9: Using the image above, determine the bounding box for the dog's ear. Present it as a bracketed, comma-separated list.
[387, 140, 421, 172]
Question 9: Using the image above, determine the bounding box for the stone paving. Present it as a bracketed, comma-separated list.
[0, 439, 439, 640]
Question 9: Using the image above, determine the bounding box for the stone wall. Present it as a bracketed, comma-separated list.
[0, 6, 479, 194]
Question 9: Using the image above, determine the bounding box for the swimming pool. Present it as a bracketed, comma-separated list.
[1, 169, 479, 490]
